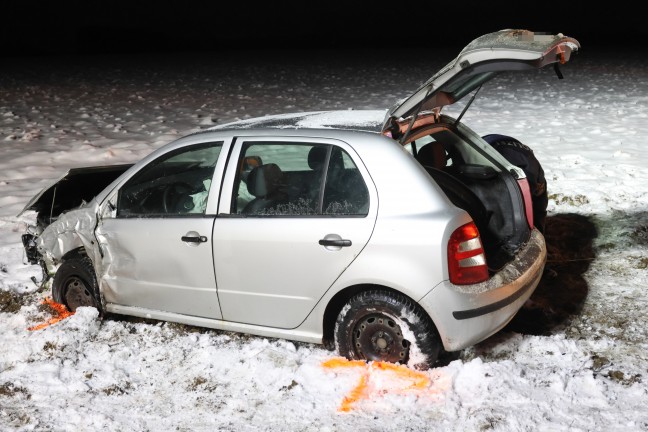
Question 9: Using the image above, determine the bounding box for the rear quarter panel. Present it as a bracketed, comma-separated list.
[336, 134, 471, 299]
[296, 134, 472, 335]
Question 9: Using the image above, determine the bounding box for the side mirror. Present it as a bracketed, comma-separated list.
[100, 192, 118, 220]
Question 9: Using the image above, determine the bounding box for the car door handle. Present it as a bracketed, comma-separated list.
[319, 239, 352, 247]
[181, 235, 208, 243]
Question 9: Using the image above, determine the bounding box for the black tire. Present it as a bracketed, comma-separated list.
[334, 289, 441, 369]
[482, 134, 548, 234]
[52, 255, 101, 314]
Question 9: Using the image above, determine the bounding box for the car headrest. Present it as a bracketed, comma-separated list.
[417, 142, 446, 170]
[308, 146, 327, 170]
[308, 146, 345, 171]
[246, 163, 283, 198]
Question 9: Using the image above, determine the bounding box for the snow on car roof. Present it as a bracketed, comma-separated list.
[460, 29, 572, 54]
[206, 110, 386, 132]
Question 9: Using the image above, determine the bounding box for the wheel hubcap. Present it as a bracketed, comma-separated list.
[352, 314, 409, 363]
[64, 277, 94, 312]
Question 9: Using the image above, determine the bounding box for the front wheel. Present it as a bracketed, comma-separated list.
[52, 255, 101, 314]
[334, 290, 441, 369]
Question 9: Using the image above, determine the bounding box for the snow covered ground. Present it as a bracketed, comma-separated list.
[1, 49, 647, 430]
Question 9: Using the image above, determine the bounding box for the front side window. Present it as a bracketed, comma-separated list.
[232, 142, 369, 216]
[118, 142, 222, 217]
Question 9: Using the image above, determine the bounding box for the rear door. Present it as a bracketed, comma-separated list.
[212, 136, 377, 329]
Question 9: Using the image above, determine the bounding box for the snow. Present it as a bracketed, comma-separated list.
[207, 109, 386, 131]
[1, 50, 648, 430]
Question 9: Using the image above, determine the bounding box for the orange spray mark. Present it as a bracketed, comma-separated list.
[340, 373, 368, 412]
[322, 358, 367, 368]
[322, 357, 438, 412]
[28, 298, 74, 331]
[372, 361, 429, 391]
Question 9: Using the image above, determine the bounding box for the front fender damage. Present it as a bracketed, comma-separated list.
[36, 200, 105, 307]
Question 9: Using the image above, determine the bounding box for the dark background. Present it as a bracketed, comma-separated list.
[2, 1, 646, 58]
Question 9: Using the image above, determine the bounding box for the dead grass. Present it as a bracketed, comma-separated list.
[0, 290, 25, 313]
[548, 193, 590, 206]
[0, 382, 31, 399]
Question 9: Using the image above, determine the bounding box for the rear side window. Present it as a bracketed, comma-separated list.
[232, 142, 369, 216]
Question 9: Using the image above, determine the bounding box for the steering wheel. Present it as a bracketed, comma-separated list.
[162, 182, 194, 213]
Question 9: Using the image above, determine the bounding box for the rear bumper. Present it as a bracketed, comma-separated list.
[420, 229, 546, 352]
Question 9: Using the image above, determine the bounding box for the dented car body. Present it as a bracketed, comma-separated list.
[21, 30, 579, 366]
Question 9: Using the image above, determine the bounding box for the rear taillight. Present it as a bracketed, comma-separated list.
[448, 222, 489, 285]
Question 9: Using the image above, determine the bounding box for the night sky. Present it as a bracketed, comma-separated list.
[2, 2, 646, 57]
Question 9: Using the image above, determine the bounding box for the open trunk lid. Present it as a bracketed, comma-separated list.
[383, 29, 580, 128]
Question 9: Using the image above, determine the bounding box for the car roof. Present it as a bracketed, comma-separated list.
[200, 110, 386, 134]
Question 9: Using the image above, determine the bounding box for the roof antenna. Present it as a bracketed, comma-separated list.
[455, 85, 482, 126]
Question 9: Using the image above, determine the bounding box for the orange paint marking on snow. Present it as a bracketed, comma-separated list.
[27, 298, 74, 331]
[340, 372, 369, 412]
[321, 358, 367, 369]
[372, 360, 429, 391]
[322, 358, 371, 412]
[322, 357, 440, 412]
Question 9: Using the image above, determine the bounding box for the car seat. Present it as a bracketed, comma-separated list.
[416, 142, 446, 170]
[242, 163, 286, 214]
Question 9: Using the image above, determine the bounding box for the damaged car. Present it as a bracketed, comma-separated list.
[20, 30, 579, 368]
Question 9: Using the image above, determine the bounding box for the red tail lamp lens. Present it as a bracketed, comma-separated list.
[448, 222, 489, 285]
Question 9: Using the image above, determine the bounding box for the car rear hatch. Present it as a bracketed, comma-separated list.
[382, 29, 580, 128]
[385, 30, 579, 271]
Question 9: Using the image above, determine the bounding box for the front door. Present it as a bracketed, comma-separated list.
[213, 137, 377, 329]
[98, 141, 225, 319]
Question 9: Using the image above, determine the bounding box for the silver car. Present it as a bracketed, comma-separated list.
[21, 30, 579, 368]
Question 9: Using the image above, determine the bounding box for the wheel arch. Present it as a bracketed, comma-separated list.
[61, 246, 88, 262]
[52, 248, 104, 315]
[322, 283, 439, 344]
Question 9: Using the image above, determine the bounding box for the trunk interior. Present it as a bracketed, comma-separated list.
[410, 126, 531, 272]
[426, 165, 528, 271]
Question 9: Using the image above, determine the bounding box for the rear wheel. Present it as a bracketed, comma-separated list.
[334, 290, 441, 369]
[52, 255, 101, 313]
